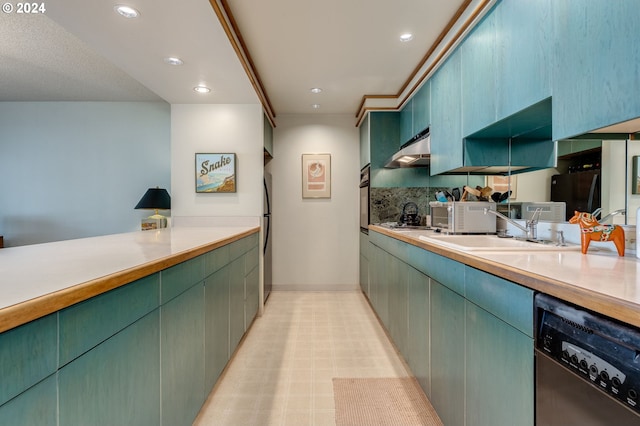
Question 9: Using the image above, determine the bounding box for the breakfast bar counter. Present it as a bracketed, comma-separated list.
[0, 226, 259, 333]
[0, 225, 261, 425]
[370, 225, 640, 328]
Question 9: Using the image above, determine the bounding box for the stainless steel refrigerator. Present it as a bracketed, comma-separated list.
[550, 170, 600, 221]
[263, 173, 272, 301]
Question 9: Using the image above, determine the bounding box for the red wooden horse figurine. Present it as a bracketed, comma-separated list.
[569, 211, 625, 256]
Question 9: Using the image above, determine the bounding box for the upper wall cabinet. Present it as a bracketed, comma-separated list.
[359, 114, 370, 168]
[552, 0, 640, 140]
[400, 83, 431, 145]
[461, 10, 497, 137]
[462, 0, 552, 137]
[400, 99, 413, 145]
[430, 49, 462, 175]
[495, 0, 552, 121]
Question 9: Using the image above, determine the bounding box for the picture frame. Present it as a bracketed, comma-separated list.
[195, 153, 236, 193]
[487, 175, 517, 200]
[302, 153, 331, 199]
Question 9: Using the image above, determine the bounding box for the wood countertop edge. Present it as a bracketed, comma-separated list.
[370, 226, 640, 329]
[0, 227, 260, 334]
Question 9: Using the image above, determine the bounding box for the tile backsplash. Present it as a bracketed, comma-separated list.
[370, 187, 453, 224]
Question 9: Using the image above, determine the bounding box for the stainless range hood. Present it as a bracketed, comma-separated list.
[384, 127, 430, 168]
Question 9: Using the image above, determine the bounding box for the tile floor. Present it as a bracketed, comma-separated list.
[193, 291, 412, 426]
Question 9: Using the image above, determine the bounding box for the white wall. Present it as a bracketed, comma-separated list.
[271, 114, 360, 291]
[0, 102, 170, 247]
[170, 104, 264, 218]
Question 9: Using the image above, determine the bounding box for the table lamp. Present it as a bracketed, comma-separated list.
[135, 187, 171, 230]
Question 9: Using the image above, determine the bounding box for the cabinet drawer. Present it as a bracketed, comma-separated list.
[465, 266, 533, 337]
[407, 245, 465, 296]
[60, 273, 160, 366]
[204, 245, 229, 277]
[0, 314, 57, 406]
[161, 255, 205, 304]
[245, 245, 259, 275]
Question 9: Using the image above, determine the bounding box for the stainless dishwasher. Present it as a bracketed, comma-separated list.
[535, 294, 640, 425]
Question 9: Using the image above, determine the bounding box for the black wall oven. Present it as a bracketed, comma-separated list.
[359, 165, 370, 233]
[535, 294, 640, 425]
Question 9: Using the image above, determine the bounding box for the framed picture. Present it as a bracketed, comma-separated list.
[302, 153, 331, 198]
[195, 153, 236, 193]
[487, 175, 517, 199]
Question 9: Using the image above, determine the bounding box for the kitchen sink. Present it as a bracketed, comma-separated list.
[417, 234, 581, 251]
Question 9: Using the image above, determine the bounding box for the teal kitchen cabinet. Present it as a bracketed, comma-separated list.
[461, 10, 497, 137]
[406, 265, 430, 397]
[204, 264, 230, 390]
[413, 83, 430, 135]
[369, 243, 389, 327]
[366, 230, 535, 425]
[401, 84, 431, 144]
[359, 231, 370, 297]
[229, 255, 246, 351]
[245, 246, 260, 329]
[430, 279, 465, 426]
[552, 0, 640, 140]
[59, 310, 161, 426]
[387, 251, 408, 356]
[369, 112, 401, 176]
[59, 273, 160, 366]
[495, 0, 552, 121]
[0, 375, 57, 426]
[0, 232, 259, 426]
[400, 98, 413, 144]
[161, 284, 205, 426]
[0, 314, 57, 425]
[359, 114, 370, 168]
[430, 49, 462, 175]
[464, 267, 534, 426]
[465, 303, 533, 426]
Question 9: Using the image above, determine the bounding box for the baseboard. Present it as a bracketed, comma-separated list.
[272, 284, 360, 292]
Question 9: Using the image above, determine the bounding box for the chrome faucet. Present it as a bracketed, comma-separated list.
[598, 208, 626, 223]
[484, 207, 542, 240]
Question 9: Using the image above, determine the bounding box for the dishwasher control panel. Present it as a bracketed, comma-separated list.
[535, 294, 640, 414]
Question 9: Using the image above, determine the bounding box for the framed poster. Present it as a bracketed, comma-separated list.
[195, 153, 236, 193]
[302, 153, 331, 198]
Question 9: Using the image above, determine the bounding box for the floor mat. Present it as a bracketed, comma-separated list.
[333, 377, 443, 426]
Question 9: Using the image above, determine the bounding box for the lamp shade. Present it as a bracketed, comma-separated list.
[134, 188, 171, 210]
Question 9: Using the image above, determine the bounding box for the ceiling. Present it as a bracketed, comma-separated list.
[1, 0, 491, 125]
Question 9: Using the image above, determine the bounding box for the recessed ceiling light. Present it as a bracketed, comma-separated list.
[194, 85, 211, 94]
[164, 57, 184, 66]
[312, 104, 321, 109]
[310, 88, 322, 94]
[114, 5, 140, 18]
[400, 33, 414, 42]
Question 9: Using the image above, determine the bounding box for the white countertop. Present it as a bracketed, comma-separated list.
[371, 225, 640, 328]
[0, 226, 259, 332]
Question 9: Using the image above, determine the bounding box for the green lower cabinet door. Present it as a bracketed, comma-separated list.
[359, 254, 369, 297]
[0, 375, 57, 426]
[465, 302, 534, 426]
[59, 310, 161, 426]
[204, 265, 230, 392]
[430, 280, 465, 426]
[245, 265, 260, 329]
[161, 284, 206, 426]
[229, 256, 246, 353]
[407, 267, 430, 397]
[387, 254, 408, 357]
